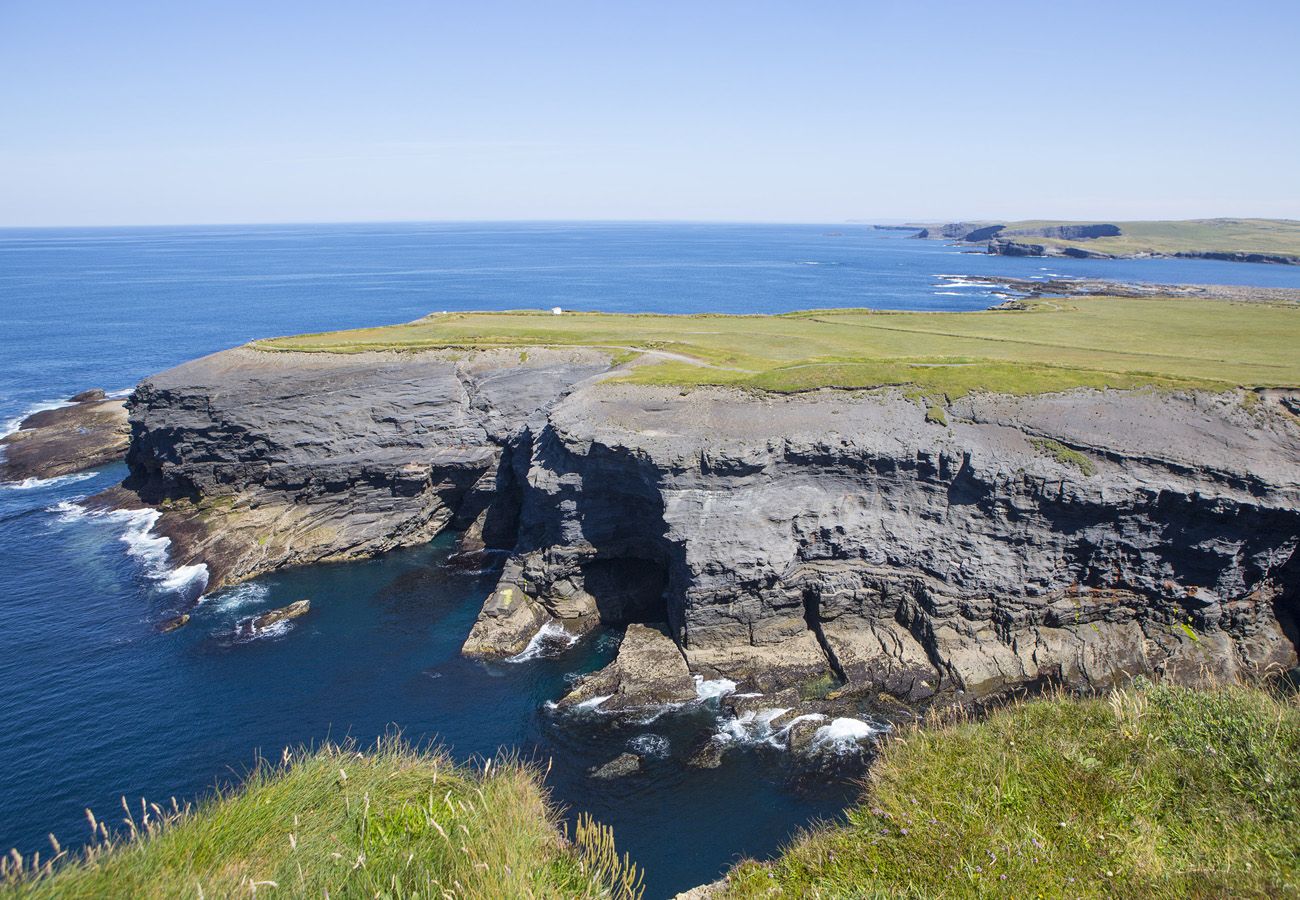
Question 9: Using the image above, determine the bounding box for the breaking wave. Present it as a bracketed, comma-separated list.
[628, 733, 670, 758]
[1, 399, 71, 439]
[809, 717, 882, 753]
[507, 621, 580, 663]
[693, 675, 737, 702]
[1, 472, 96, 490]
[47, 501, 209, 597]
[208, 582, 270, 614]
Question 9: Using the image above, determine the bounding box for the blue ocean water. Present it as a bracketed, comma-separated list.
[2, 223, 1299, 897]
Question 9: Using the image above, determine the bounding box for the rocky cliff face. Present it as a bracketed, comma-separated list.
[465, 383, 1300, 710]
[115, 346, 611, 590]
[116, 346, 1300, 711]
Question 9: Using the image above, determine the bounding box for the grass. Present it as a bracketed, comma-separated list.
[0, 738, 642, 899]
[917, 218, 1300, 258]
[1030, 437, 1097, 476]
[717, 681, 1300, 898]
[252, 295, 1300, 398]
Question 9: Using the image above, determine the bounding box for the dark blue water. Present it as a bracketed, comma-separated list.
[3, 223, 1298, 897]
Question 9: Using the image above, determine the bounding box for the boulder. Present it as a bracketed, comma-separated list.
[461, 584, 552, 657]
[588, 752, 642, 779]
[158, 613, 190, 633]
[252, 599, 311, 630]
[559, 623, 696, 711]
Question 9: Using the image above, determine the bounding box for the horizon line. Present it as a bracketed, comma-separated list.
[2, 214, 1298, 232]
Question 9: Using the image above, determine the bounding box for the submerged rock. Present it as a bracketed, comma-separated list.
[0, 392, 128, 482]
[252, 599, 310, 630]
[158, 613, 190, 633]
[588, 752, 642, 779]
[559, 623, 697, 712]
[685, 735, 727, 769]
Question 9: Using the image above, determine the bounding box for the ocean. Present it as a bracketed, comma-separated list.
[3, 222, 1298, 897]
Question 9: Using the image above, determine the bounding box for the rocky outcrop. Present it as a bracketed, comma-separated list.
[1, 390, 128, 482]
[1174, 250, 1299, 265]
[558, 623, 698, 711]
[252, 599, 311, 629]
[113, 346, 611, 591]
[588, 753, 642, 779]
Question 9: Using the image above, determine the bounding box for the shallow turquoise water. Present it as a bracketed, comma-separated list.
[2, 223, 1297, 896]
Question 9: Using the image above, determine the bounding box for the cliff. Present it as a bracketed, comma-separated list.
[112, 342, 1300, 714]
[912, 218, 1300, 264]
[113, 345, 611, 591]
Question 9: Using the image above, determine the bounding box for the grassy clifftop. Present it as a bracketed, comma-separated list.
[254, 295, 1300, 397]
[0, 740, 641, 899]
[718, 683, 1300, 898]
[915, 218, 1300, 259]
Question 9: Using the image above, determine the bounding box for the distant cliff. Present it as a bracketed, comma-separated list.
[907, 218, 1300, 264]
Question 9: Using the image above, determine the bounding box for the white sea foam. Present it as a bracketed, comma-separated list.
[628, 733, 670, 758]
[574, 694, 611, 711]
[717, 707, 791, 746]
[2, 399, 71, 439]
[693, 674, 737, 702]
[931, 279, 992, 289]
[776, 712, 827, 732]
[46, 501, 209, 596]
[507, 621, 579, 663]
[933, 291, 964, 296]
[237, 618, 291, 642]
[1, 472, 96, 491]
[810, 717, 880, 753]
[209, 582, 271, 614]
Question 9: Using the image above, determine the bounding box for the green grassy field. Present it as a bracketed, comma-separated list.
[718, 682, 1300, 899]
[918, 218, 1300, 258]
[255, 295, 1300, 398]
[0, 740, 641, 899]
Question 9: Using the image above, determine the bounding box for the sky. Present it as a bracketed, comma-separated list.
[1, 0, 1297, 226]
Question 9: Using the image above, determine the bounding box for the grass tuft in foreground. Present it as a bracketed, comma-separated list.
[0, 738, 642, 899]
[717, 682, 1300, 898]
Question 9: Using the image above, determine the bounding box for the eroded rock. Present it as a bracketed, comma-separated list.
[588, 752, 642, 779]
[1, 392, 128, 482]
[158, 613, 190, 633]
[252, 599, 310, 630]
[559, 623, 697, 711]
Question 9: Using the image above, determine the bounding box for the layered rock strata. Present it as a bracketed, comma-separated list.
[463, 383, 1300, 709]
[113, 346, 611, 591]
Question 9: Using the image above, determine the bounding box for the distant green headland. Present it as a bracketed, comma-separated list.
[255, 292, 1300, 398]
[907, 217, 1300, 263]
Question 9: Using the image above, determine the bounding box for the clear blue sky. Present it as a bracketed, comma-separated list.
[2, 0, 1297, 226]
